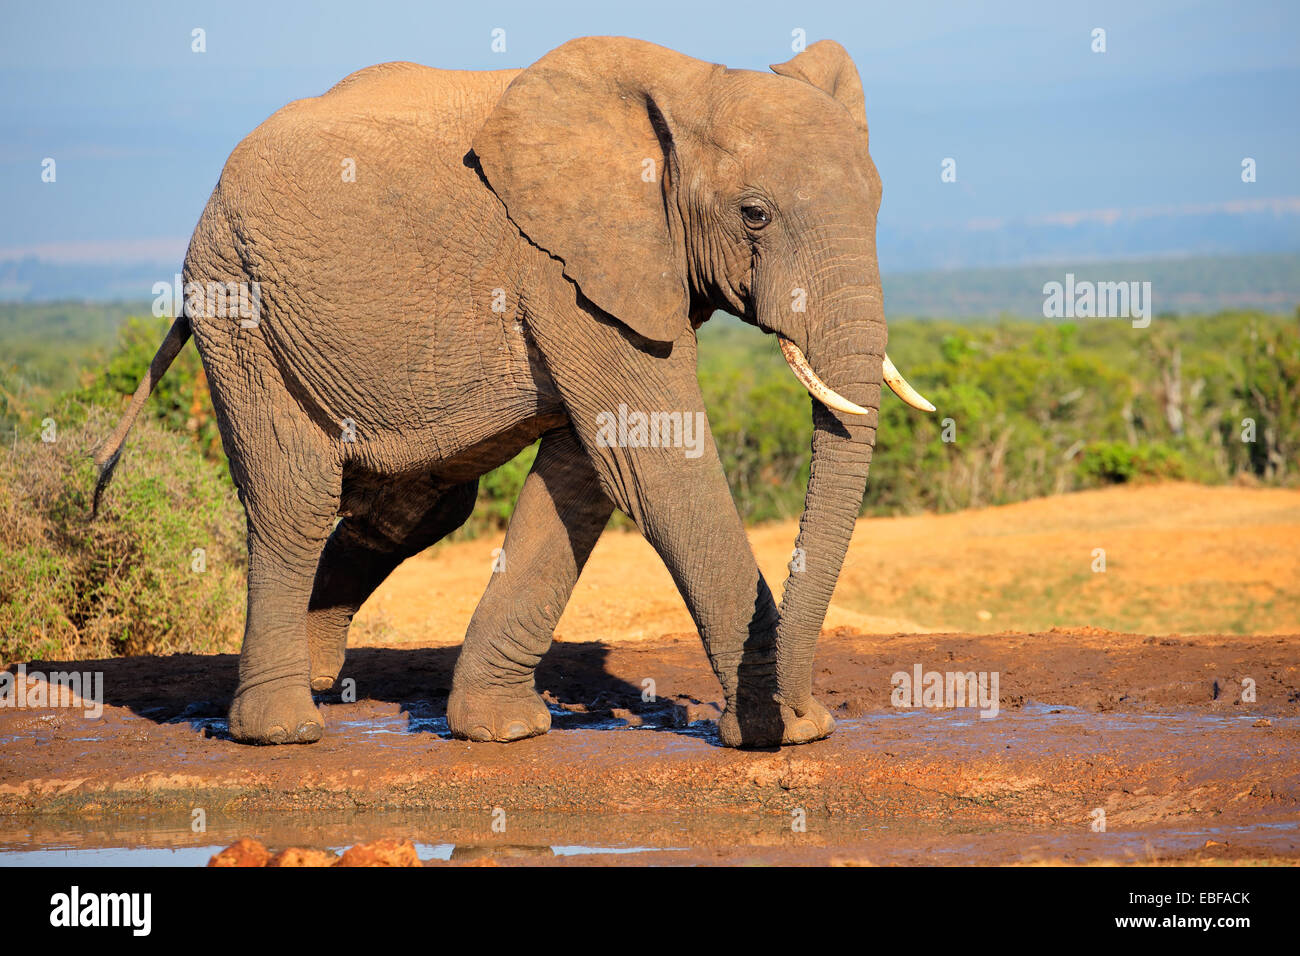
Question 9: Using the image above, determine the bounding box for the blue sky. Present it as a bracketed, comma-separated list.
[2, 0, 1298, 275]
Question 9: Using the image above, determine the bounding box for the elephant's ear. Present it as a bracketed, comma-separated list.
[770, 40, 869, 140]
[474, 37, 709, 344]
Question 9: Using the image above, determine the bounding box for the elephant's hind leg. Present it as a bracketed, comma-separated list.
[449, 427, 614, 743]
[306, 478, 478, 690]
[225, 426, 342, 745]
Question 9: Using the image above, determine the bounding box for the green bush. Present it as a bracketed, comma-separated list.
[71, 315, 225, 464]
[0, 405, 246, 663]
[1077, 441, 1186, 484]
[459, 442, 539, 539]
[855, 312, 1297, 512]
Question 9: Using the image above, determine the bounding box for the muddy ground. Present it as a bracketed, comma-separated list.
[2, 627, 1297, 865]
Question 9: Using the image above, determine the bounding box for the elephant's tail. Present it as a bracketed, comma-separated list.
[91, 312, 193, 518]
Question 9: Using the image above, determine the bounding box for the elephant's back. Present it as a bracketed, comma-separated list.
[219, 61, 519, 199]
[186, 62, 540, 450]
[312, 61, 522, 140]
[320, 61, 521, 111]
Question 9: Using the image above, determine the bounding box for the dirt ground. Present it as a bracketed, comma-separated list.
[1, 627, 1297, 864]
[1, 483, 1297, 865]
[355, 482, 1300, 643]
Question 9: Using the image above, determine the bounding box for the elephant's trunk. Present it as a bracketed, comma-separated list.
[774, 279, 887, 714]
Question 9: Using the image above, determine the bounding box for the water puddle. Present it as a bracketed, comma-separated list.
[1, 809, 1294, 866]
[0, 842, 688, 867]
[0, 808, 722, 866]
[872, 700, 1294, 730]
[165, 699, 720, 742]
[1, 846, 226, 867]
[156, 700, 1293, 746]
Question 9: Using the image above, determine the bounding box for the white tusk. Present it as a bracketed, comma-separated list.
[778, 337, 871, 416]
[881, 353, 936, 412]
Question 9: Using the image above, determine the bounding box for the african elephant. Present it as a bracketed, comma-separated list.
[93, 36, 933, 748]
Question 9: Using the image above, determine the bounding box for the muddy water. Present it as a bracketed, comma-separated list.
[2, 807, 1297, 867]
[3, 631, 1298, 865]
[3, 704, 1298, 866]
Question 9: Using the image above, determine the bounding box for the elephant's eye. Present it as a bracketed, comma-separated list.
[741, 204, 771, 229]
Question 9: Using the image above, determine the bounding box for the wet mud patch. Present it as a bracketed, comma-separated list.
[2, 628, 1298, 864]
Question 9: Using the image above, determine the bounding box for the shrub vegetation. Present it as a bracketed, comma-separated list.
[1, 305, 1295, 660]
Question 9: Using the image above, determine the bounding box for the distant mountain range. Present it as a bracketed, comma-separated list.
[0, 257, 175, 304]
[1, 250, 1297, 320]
[877, 198, 1300, 274]
[884, 252, 1300, 318]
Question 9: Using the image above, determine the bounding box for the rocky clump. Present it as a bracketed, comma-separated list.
[207, 838, 419, 867]
[268, 846, 341, 867]
[336, 839, 422, 867]
[207, 837, 272, 867]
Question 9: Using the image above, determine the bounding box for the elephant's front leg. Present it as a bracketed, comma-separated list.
[576, 424, 792, 747]
[537, 325, 831, 748]
[448, 426, 615, 742]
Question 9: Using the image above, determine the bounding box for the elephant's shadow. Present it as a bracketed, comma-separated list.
[80, 643, 724, 746]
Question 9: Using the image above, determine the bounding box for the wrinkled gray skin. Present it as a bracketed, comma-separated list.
[97, 37, 891, 747]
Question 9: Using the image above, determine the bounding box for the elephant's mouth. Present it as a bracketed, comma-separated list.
[776, 335, 935, 415]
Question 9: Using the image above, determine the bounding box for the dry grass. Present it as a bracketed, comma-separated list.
[0, 406, 246, 662]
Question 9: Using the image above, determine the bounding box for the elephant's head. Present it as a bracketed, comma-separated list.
[473, 37, 932, 714]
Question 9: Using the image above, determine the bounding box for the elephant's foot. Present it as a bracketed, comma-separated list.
[447, 683, 551, 743]
[718, 694, 835, 748]
[307, 617, 348, 692]
[229, 676, 324, 745]
[776, 696, 836, 744]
